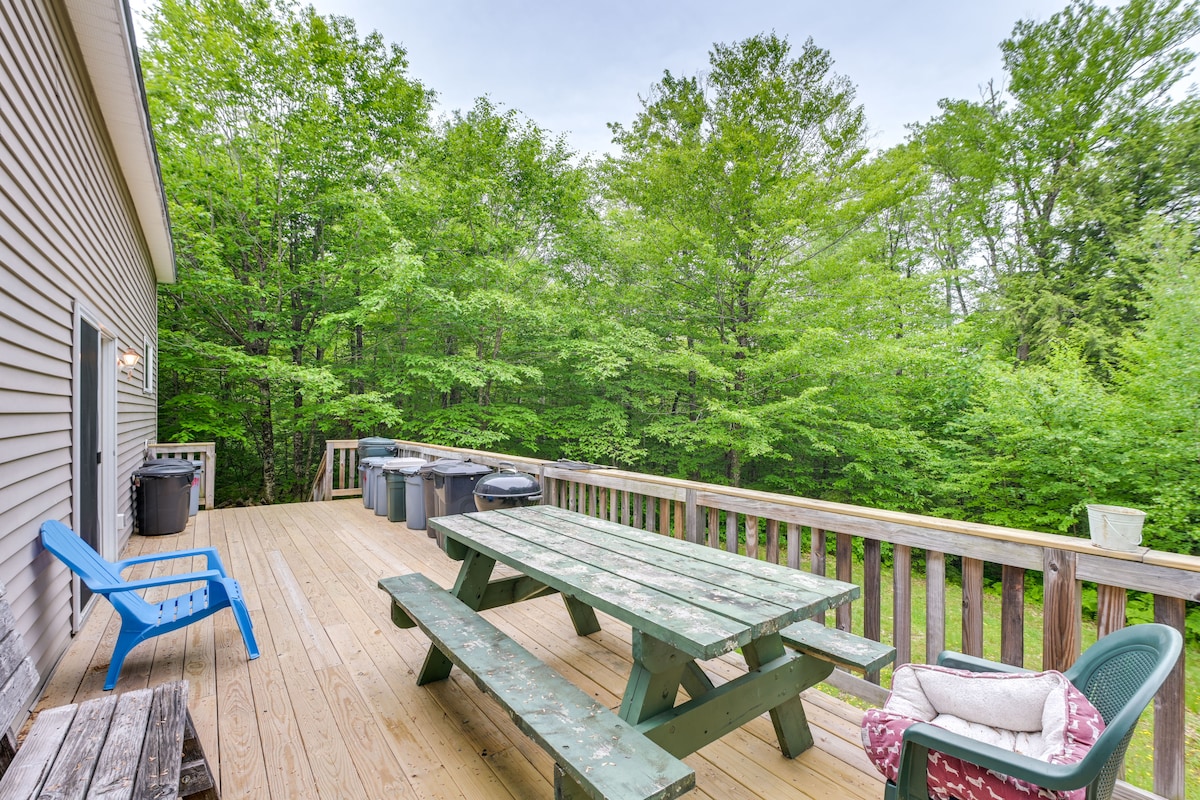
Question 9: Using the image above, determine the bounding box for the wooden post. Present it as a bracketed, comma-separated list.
[1041, 548, 1079, 672]
[202, 443, 216, 509]
[1153, 595, 1186, 800]
[707, 507, 720, 549]
[893, 544, 912, 668]
[726, 513, 738, 554]
[323, 440, 334, 502]
[1001, 565, 1025, 667]
[961, 557, 984, 658]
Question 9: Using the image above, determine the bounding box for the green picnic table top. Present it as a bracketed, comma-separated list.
[429, 504, 860, 661]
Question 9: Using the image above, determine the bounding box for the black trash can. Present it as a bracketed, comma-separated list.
[473, 463, 542, 511]
[134, 460, 195, 535]
[432, 461, 493, 516]
[357, 437, 398, 459]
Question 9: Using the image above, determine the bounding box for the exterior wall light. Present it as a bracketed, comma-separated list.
[118, 346, 141, 377]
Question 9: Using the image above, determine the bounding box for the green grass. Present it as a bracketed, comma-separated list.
[812, 551, 1200, 799]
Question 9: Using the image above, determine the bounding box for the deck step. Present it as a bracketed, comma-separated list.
[380, 572, 695, 800]
[780, 619, 896, 674]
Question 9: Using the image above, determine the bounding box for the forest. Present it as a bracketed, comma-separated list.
[144, 0, 1200, 557]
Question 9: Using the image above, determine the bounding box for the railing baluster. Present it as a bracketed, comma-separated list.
[765, 519, 780, 564]
[893, 544, 912, 668]
[786, 522, 800, 570]
[863, 537, 882, 683]
[1001, 565, 1025, 667]
[745, 516, 759, 560]
[726, 512, 738, 554]
[926, 551, 946, 663]
[1096, 584, 1126, 639]
[836, 533, 852, 632]
[810, 528, 827, 626]
[708, 507, 720, 549]
[961, 557, 984, 658]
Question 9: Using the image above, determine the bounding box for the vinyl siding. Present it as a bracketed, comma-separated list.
[0, 0, 159, 692]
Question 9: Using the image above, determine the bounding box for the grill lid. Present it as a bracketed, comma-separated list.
[473, 463, 541, 498]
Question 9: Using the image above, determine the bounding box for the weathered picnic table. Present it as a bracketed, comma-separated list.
[382, 504, 890, 799]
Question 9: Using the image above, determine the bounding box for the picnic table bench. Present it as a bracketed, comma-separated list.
[0, 583, 216, 799]
[382, 505, 895, 799]
[382, 572, 694, 800]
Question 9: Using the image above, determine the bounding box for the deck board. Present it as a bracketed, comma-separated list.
[33, 500, 887, 800]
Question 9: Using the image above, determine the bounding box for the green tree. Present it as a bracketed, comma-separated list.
[144, 0, 429, 502]
[603, 33, 869, 485]
[1109, 224, 1200, 553]
[991, 0, 1197, 364]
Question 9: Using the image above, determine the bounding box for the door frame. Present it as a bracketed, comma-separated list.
[72, 301, 118, 628]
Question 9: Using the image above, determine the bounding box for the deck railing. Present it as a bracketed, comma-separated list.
[148, 441, 216, 510]
[316, 438, 1197, 800]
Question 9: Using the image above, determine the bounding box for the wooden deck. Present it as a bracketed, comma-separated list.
[34, 501, 886, 800]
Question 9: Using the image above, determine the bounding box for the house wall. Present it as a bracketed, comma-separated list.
[0, 0, 158, 686]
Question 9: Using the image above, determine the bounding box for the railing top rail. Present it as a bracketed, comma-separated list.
[323, 439, 1200, 576]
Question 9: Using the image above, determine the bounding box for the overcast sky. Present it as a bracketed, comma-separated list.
[132, 0, 1109, 156]
[289, 0, 1094, 157]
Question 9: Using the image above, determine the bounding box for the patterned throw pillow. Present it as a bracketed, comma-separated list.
[862, 665, 1105, 800]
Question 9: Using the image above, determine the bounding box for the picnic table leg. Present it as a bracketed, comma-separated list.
[618, 631, 688, 724]
[561, 594, 600, 636]
[742, 632, 833, 757]
[417, 550, 497, 685]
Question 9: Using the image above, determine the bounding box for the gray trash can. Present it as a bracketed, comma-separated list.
[383, 458, 425, 523]
[373, 460, 391, 517]
[188, 459, 204, 516]
[359, 456, 386, 509]
[405, 469, 428, 530]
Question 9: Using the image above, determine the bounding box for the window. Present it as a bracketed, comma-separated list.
[143, 335, 155, 394]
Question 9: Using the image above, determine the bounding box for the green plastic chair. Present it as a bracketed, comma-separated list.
[886, 623, 1183, 800]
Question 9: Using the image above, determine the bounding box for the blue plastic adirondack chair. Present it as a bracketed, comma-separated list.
[40, 519, 260, 690]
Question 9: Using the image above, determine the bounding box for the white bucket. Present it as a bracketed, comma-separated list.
[1086, 504, 1145, 552]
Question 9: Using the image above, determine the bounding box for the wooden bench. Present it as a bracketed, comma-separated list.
[779, 619, 897, 674]
[380, 572, 695, 800]
[0, 583, 217, 799]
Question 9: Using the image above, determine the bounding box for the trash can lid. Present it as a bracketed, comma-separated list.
[135, 460, 196, 478]
[473, 465, 541, 498]
[357, 436, 396, 446]
[383, 457, 426, 473]
[430, 461, 493, 478]
[360, 456, 388, 467]
[418, 458, 469, 475]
